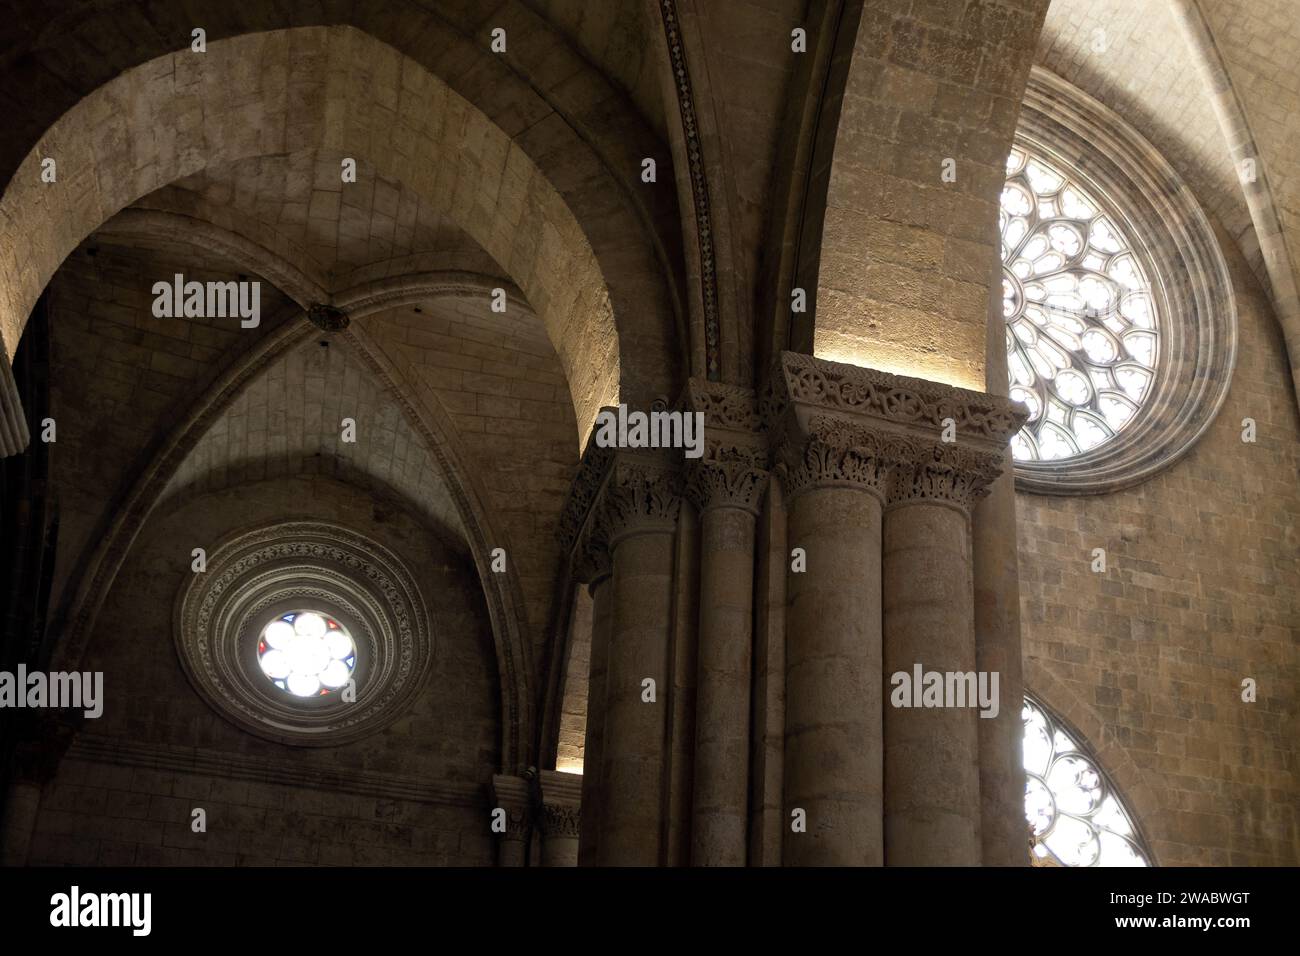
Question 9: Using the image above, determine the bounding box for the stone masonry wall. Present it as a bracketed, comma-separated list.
[816, 0, 1050, 389]
[1018, 227, 1300, 866]
[28, 473, 500, 866]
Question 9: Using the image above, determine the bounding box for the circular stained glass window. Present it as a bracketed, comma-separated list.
[257, 610, 357, 698]
[1002, 146, 1159, 463]
[1023, 696, 1151, 867]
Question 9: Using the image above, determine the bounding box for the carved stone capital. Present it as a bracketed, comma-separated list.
[679, 379, 769, 514]
[599, 456, 683, 544]
[795, 415, 1005, 512]
[886, 436, 1006, 511]
[778, 422, 892, 501]
[535, 769, 583, 855]
[562, 442, 682, 569]
[764, 352, 1025, 508]
[686, 440, 769, 514]
[540, 802, 582, 839]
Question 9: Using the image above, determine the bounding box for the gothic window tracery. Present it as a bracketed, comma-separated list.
[1002, 146, 1159, 463]
[1023, 696, 1151, 867]
[257, 610, 358, 698]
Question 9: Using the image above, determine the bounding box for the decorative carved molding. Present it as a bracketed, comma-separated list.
[681, 378, 762, 432]
[657, 0, 721, 381]
[174, 521, 433, 747]
[765, 352, 1022, 510]
[765, 351, 1026, 446]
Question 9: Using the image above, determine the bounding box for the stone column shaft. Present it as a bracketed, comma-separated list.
[560, 447, 681, 867]
[690, 505, 757, 865]
[883, 498, 982, 865]
[577, 572, 613, 866]
[973, 464, 1026, 865]
[975, 239, 1028, 865]
[783, 481, 884, 866]
[686, 435, 767, 868]
[750, 475, 787, 866]
[599, 527, 676, 864]
[665, 503, 699, 866]
[577, 457, 682, 867]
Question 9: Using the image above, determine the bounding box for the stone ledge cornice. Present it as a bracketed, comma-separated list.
[763, 351, 1026, 453]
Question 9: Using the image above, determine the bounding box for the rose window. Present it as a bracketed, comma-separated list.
[1002, 146, 1160, 462]
[257, 610, 357, 698]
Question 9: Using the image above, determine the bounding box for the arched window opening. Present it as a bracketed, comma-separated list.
[1023, 695, 1152, 867]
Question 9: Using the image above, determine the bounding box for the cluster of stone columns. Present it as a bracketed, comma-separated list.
[770, 355, 1022, 865]
[557, 354, 1024, 866]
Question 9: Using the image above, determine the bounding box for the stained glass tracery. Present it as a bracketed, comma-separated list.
[1002, 146, 1159, 462]
[257, 610, 357, 698]
[1023, 696, 1150, 867]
